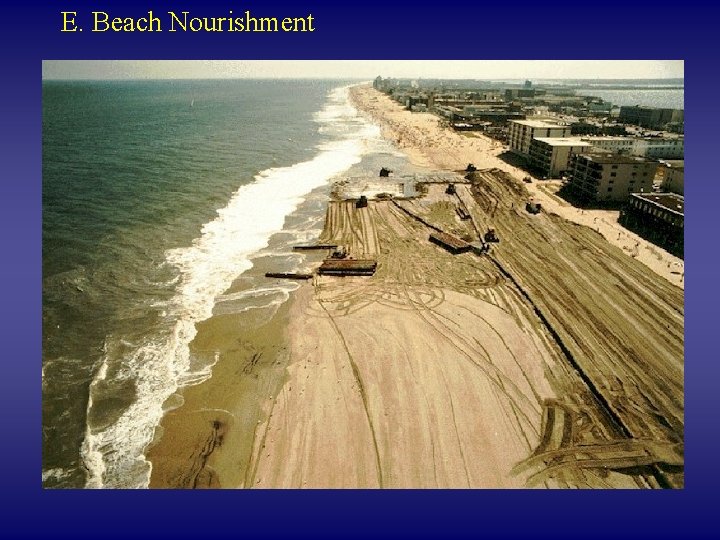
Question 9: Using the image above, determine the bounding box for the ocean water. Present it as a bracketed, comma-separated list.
[42, 79, 413, 488]
[496, 79, 683, 109]
[579, 88, 684, 110]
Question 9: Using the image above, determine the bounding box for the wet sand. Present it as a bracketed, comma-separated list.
[147, 85, 683, 488]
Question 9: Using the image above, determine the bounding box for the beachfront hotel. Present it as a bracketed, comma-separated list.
[567, 152, 657, 202]
[507, 119, 572, 157]
[528, 137, 592, 178]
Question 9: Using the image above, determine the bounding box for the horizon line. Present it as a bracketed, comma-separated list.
[41, 76, 685, 82]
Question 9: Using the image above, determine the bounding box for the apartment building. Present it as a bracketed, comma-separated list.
[619, 106, 684, 130]
[568, 152, 658, 202]
[508, 119, 571, 156]
[661, 161, 684, 195]
[528, 137, 592, 178]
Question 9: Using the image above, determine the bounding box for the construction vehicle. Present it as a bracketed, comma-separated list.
[526, 199, 542, 214]
[379, 167, 392, 177]
[456, 206, 470, 220]
[445, 183, 456, 195]
[330, 246, 348, 259]
[484, 228, 500, 243]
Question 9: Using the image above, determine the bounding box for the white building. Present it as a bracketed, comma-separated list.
[661, 161, 684, 195]
[508, 119, 571, 156]
[528, 137, 592, 178]
[640, 137, 684, 159]
[582, 135, 684, 160]
[581, 136, 636, 155]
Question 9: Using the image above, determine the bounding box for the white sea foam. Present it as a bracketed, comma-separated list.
[216, 284, 297, 305]
[80, 84, 381, 488]
[42, 467, 73, 483]
[212, 285, 296, 317]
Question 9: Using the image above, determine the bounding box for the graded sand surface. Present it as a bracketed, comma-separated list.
[147, 86, 683, 489]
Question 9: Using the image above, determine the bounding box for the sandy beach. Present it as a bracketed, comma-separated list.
[147, 85, 683, 488]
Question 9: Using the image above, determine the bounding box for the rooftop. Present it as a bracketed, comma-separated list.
[632, 192, 684, 215]
[534, 137, 592, 147]
[620, 105, 682, 112]
[583, 136, 632, 142]
[637, 134, 684, 142]
[660, 160, 684, 168]
[510, 119, 568, 129]
[583, 134, 684, 142]
[577, 152, 652, 165]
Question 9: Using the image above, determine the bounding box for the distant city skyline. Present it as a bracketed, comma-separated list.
[42, 60, 683, 81]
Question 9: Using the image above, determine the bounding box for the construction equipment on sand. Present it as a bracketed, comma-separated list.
[466, 163, 477, 172]
[445, 183, 457, 195]
[456, 205, 471, 220]
[526, 199, 542, 214]
[330, 246, 348, 259]
[356, 195, 368, 208]
[379, 167, 393, 177]
[484, 228, 500, 243]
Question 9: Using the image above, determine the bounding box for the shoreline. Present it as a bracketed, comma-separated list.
[146, 181, 332, 487]
[147, 83, 682, 488]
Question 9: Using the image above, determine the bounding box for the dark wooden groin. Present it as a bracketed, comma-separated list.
[292, 244, 338, 251]
[265, 272, 314, 280]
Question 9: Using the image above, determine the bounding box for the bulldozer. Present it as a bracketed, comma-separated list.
[526, 199, 542, 214]
[330, 246, 348, 259]
[484, 228, 500, 243]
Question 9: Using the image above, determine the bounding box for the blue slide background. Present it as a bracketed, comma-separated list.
[1, 0, 716, 537]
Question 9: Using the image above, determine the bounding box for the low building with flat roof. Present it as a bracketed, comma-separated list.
[630, 192, 684, 217]
[582, 136, 636, 155]
[620, 192, 684, 256]
[567, 152, 658, 203]
[639, 136, 684, 159]
[528, 137, 592, 178]
[582, 135, 684, 160]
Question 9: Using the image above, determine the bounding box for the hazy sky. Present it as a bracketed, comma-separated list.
[42, 60, 684, 80]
